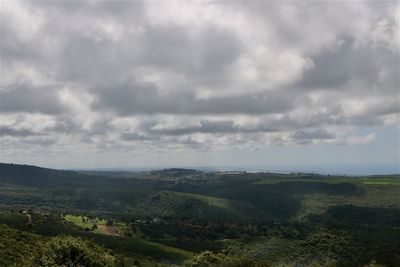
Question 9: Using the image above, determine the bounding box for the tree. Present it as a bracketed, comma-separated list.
[184, 250, 270, 267]
[29, 236, 116, 267]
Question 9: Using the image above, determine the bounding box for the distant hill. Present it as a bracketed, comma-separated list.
[150, 168, 203, 177]
[0, 163, 207, 190]
[0, 163, 103, 187]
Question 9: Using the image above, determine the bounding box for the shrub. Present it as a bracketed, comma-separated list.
[184, 250, 270, 267]
[29, 236, 116, 267]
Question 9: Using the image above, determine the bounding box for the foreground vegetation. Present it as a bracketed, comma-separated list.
[0, 163, 399, 266]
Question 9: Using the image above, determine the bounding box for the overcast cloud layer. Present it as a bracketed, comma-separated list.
[0, 1, 399, 171]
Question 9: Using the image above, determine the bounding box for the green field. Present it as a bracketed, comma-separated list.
[64, 215, 132, 236]
[64, 215, 103, 233]
[361, 177, 400, 185]
[254, 175, 400, 186]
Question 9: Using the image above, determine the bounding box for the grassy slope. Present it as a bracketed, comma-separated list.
[294, 184, 400, 221]
[0, 224, 46, 266]
[251, 175, 400, 221]
[63, 214, 192, 264]
[1, 164, 399, 266]
[81, 232, 193, 264]
[223, 237, 302, 263]
[182, 193, 232, 209]
[0, 211, 192, 265]
[254, 175, 400, 185]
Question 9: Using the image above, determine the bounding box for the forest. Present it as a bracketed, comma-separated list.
[0, 163, 399, 267]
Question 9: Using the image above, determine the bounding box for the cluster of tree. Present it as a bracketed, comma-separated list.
[28, 236, 117, 267]
[184, 251, 270, 267]
[1, 163, 399, 266]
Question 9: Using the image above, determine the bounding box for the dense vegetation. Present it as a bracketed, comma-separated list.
[0, 163, 399, 266]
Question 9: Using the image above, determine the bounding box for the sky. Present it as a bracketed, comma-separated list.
[0, 1, 399, 174]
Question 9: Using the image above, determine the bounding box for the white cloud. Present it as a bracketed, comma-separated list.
[0, 1, 398, 167]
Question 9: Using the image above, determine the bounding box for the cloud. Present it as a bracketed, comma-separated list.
[297, 37, 399, 91]
[341, 133, 377, 146]
[0, 0, 398, 163]
[292, 129, 335, 143]
[0, 84, 68, 114]
[0, 126, 40, 138]
[91, 81, 295, 115]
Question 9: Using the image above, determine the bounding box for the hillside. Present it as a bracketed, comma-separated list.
[0, 224, 46, 266]
[0, 163, 399, 266]
[0, 163, 103, 187]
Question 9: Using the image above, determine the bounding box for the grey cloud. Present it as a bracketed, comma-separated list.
[11, 6, 241, 87]
[21, 137, 57, 146]
[370, 99, 400, 117]
[51, 22, 241, 86]
[121, 132, 158, 141]
[59, 36, 115, 82]
[141, 25, 242, 84]
[146, 119, 289, 136]
[1, 1, 398, 156]
[336, 116, 383, 127]
[0, 18, 45, 64]
[148, 120, 238, 136]
[298, 37, 399, 92]
[89, 119, 114, 136]
[2, 1, 145, 86]
[28, 1, 144, 21]
[0, 126, 40, 138]
[292, 129, 335, 141]
[45, 116, 115, 139]
[0, 85, 67, 114]
[92, 81, 295, 115]
[120, 100, 391, 137]
[43, 20, 241, 88]
[46, 117, 81, 134]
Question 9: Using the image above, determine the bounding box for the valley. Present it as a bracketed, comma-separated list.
[0, 163, 399, 266]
